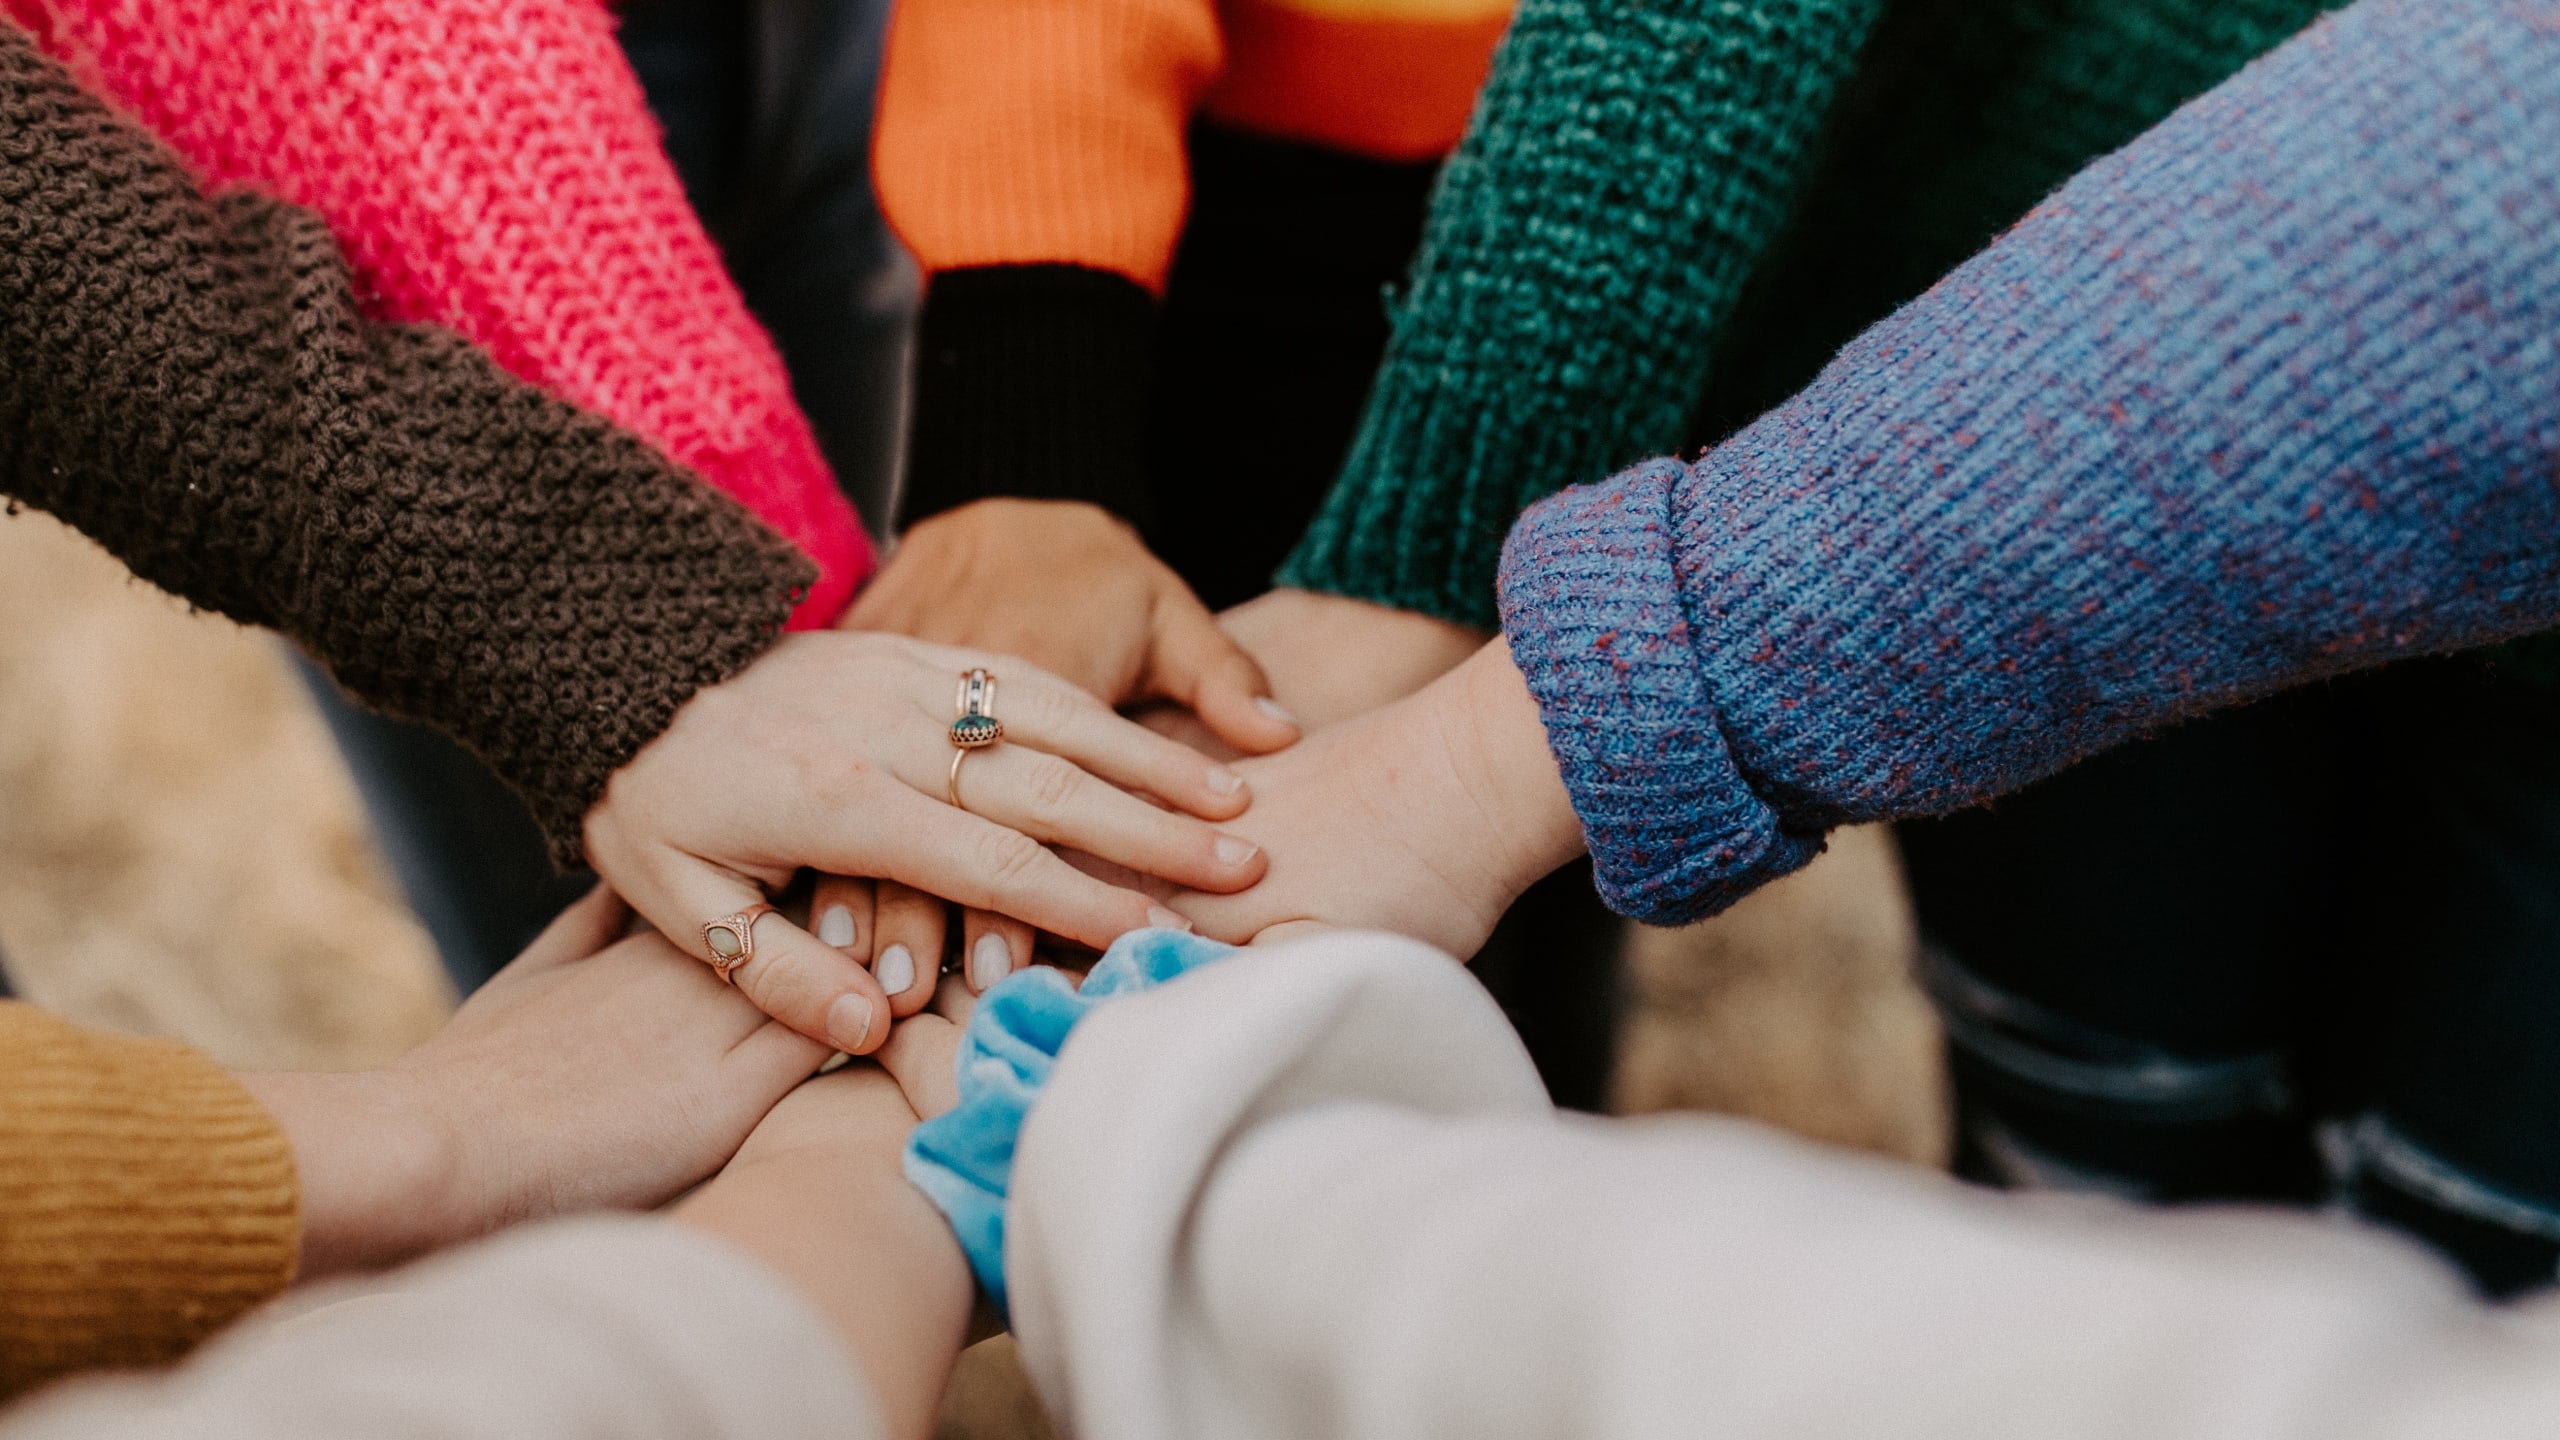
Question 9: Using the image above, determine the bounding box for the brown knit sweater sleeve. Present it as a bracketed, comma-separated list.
[0, 1004, 298, 1401]
[0, 22, 816, 861]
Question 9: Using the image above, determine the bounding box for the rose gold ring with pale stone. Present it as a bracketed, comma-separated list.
[700, 903, 778, 986]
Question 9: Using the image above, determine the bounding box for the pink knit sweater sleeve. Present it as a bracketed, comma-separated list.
[9, 0, 873, 626]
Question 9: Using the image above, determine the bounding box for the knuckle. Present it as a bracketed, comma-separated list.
[1018, 683, 1083, 736]
[1020, 753, 1085, 821]
[741, 948, 823, 1021]
[972, 826, 1050, 891]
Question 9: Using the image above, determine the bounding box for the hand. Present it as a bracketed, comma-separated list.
[844, 499, 1300, 754]
[676, 1064, 972, 1440]
[837, 501, 1295, 996]
[583, 631, 1266, 1053]
[1161, 640, 1586, 958]
[1217, 587, 1490, 733]
[241, 887, 832, 1278]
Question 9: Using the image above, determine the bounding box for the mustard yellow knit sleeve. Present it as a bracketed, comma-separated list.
[0, 1003, 298, 1401]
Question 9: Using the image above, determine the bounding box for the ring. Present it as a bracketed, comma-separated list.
[949, 668, 1002, 809]
[950, 668, 1003, 749]
[700, 903, 777, 987]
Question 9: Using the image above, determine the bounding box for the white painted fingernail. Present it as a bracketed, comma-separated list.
[1146, 906, 1194, 933]
[825, 993, 874, 1054]
[1214, 834, 1258, 867]
[816, 904, 857, 950]
[876, 943, 916, 996]
[970, 934, 1012, 992]
[1207, 766, 1245, 796]
[1255, 697, 1297, 726]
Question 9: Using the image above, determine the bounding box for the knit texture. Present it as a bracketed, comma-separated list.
[0, 24, 813, 864]
[875, 0, 1508, 294]
[1280, 0, 1886, 626]
[6, 0, 872, 625]
[1285, 0, 2340, 629]
[1499, 0, 2560, 923]
[899, 265, 1163, 530]
[0, 1004, 298, 1400]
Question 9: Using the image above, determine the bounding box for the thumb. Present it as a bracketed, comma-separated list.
[1146, 593, 1299, 755]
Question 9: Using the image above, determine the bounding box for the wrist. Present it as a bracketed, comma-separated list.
[677, 1071, 970, 1437]
[238, 1069, 465, 1278]
[1437, 639, 1586, 906]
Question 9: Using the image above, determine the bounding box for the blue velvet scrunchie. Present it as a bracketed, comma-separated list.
[902, 927, 1236, 1315]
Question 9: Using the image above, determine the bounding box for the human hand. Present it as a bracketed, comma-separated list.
[1161, 639, 1586, 958]
[241, 887, 832, 1278]
[583, 630, 1266, 1054]
[677, 1063, 972, 1440]
[872, 975, 976, 1121]
[1216, 587, 1490, 733]
[836, 500, 1296, 996]
[845, 499, 1300, 753]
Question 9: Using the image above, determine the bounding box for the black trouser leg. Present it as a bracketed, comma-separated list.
[1906, 662, 2560, 1295]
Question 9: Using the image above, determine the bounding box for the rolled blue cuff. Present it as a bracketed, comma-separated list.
[1498, 459, 1823, 924]
[902, 928, 1237, 1315]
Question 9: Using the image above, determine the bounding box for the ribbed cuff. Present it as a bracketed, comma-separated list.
[898, 265, 1159, 532]
[0, 1007, 298, 1399]
[1277, 337, 1691, 633]
[1495, 459, 1823, 924]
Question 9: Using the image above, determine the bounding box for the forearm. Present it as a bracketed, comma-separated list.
[1501, 0, 2560, 922]
[0, 26, 810, 859]
[231, 1073, 454, 1281]
[0, 1006, 297, 1399]
[1007, 937, 2530, 1440]
[1278, 0, 1887, 628]
[877, 0, 1219, 530]
[675, 1071, 972, 1440]
[20, 0, 872, 621]
[0, 1220, 883, 1440]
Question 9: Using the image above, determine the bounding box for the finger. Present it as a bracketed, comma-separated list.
[509, 883, 630, 973]
[870, 880, 946, 1017]
[663, 859, 891, 1056]
[958, 742, 1266, 894]
[1146, 597, 1300, 757]
[872, 1009, 964, 1120]
[996, 670, 1253, 821]
[959, 908, 1034, 994]
[930, 973, 978, 1026]
[724, 1019, 837, 1095]
[809, 875, 876, 963]
[864, 784, 1193, 953]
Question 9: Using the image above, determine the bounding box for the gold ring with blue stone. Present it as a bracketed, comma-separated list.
[949, 668, 1002, 807]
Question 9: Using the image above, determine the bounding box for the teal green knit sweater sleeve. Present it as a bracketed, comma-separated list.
[1275, 0, 1885, 630]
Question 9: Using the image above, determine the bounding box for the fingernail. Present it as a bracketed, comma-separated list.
[1207, 765, 1246, 796]
[1214, 834, 1258, 867]
[1146, 906, 1194, 933]
[1255, 697, 1298, 726]
[875, 943, 916, 996]
[969, 934, 1012, 992]
[816, 903, 857, 950]
[825, 993, 874, 1054]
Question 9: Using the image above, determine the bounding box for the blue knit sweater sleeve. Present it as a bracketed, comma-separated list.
[1498, 0, 2560, 925]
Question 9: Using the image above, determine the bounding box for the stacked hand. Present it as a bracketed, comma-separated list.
[582, 630, 1266, 1055]
[241, 886, 834, 1277]
[580, 493, 1559, 1063]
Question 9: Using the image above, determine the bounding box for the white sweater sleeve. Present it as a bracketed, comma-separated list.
[0, 1217, 883, 1440]
[1005, 931, 2560, 1440]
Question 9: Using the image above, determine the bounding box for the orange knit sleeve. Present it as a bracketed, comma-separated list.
[874, 0, 1223, 294]
[0, 1005, 298, 1401]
